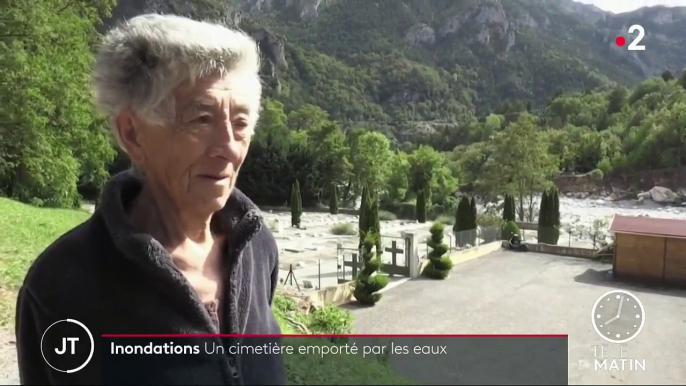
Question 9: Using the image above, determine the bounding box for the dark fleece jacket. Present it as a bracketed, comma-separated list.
[15, 171, 286, 385]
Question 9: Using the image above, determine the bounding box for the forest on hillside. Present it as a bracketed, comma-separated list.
[2, 0, 686, 221]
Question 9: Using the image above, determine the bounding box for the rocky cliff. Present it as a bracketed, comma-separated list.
[105, 0, 686, 126]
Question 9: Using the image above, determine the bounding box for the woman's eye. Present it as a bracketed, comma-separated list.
[192, 115, 213, 124]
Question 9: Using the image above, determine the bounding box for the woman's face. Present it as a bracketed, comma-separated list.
[125, 72, 259, 213]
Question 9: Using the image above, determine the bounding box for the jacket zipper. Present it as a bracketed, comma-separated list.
[224, 249, 241, 382]
[227, 357, 240, 379]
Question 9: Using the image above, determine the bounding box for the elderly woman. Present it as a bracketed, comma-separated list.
[15, 14, 285, 385]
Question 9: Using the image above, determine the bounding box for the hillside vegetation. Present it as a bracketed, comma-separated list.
[2, 0, 685, 213]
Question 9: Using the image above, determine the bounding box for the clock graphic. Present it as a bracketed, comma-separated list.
[592, 289, 645, 344]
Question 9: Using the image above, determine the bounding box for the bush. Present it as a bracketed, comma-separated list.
[378, 210, 397, 221]
[589, 168, 604, 181]
[308, 305, 353, 335]
[422, 222, 453, 279]
[597, 158, 613, 174]
[331, 222, 356, 235]
[353, 232, 389, 305]
[502, 221, 520, 240]
[477, 214, 505, 228]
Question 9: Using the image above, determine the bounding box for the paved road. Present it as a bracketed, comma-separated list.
[348, 251, 686, 385]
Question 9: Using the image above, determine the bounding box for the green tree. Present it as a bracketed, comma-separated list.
[483, 113, 558, 222]
[384, 151, 410, 204]
[662, 70, 674, 82]
[350, 131, 393, 195]
[290, 180, 302, 228]
[1, 0, 117, 207]
[353, 231, 389, 306]
[607, 87, 628, 115]
[653, 101, 686, 185]
[422, 222, 454, 279]
[254, 99, 291, 145]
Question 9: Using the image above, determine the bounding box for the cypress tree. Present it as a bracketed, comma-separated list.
[329, 183, 338, 214]
[551, 187, 560, 244]
[503, 194, 516, 223]
[469, 197, 478, 245]
[537, 190, 549, 243]
[416, 189, 427, 223]
[509, 195, 516, 222]
[456, 196, 471, 247]
[552, 188, 560, 227]
[291, 180, 302, 228]
[453, 200, 460, 234]
[358, 186, 370, 250]
[368, 189, 382, 254]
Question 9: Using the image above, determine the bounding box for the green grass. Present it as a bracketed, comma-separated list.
[272, 295, 414, 385]
[0, 198, 91, 326]
[1, 197, 414, 384]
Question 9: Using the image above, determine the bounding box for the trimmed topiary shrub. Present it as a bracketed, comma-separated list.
[353, 232, 389, 305]
[422, 222, 454, 279]
[502, 221, 520, 240]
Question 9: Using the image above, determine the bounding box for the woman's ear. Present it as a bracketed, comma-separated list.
[115, 110, 144, 165]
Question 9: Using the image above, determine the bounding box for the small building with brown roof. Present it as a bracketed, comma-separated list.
[609, 214, 686, 286]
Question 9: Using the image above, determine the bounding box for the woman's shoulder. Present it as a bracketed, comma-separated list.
[22, 216, 111, 298]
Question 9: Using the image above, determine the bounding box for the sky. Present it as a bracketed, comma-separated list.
[574, 0, 686, 14]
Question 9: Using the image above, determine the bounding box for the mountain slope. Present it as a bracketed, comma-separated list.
[108, 0, 686, 132]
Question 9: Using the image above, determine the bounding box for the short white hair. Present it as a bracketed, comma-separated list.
[93, 14, 262, 148]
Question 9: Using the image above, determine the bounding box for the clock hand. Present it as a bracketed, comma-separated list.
[616, 296, 625, 318]
[604, 315, 618, 325]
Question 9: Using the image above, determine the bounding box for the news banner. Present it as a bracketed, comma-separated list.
[103, 334, 568, 384]
[43, 320, 569, 385]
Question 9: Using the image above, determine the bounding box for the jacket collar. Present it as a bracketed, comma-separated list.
[97, 169, 264, 270]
